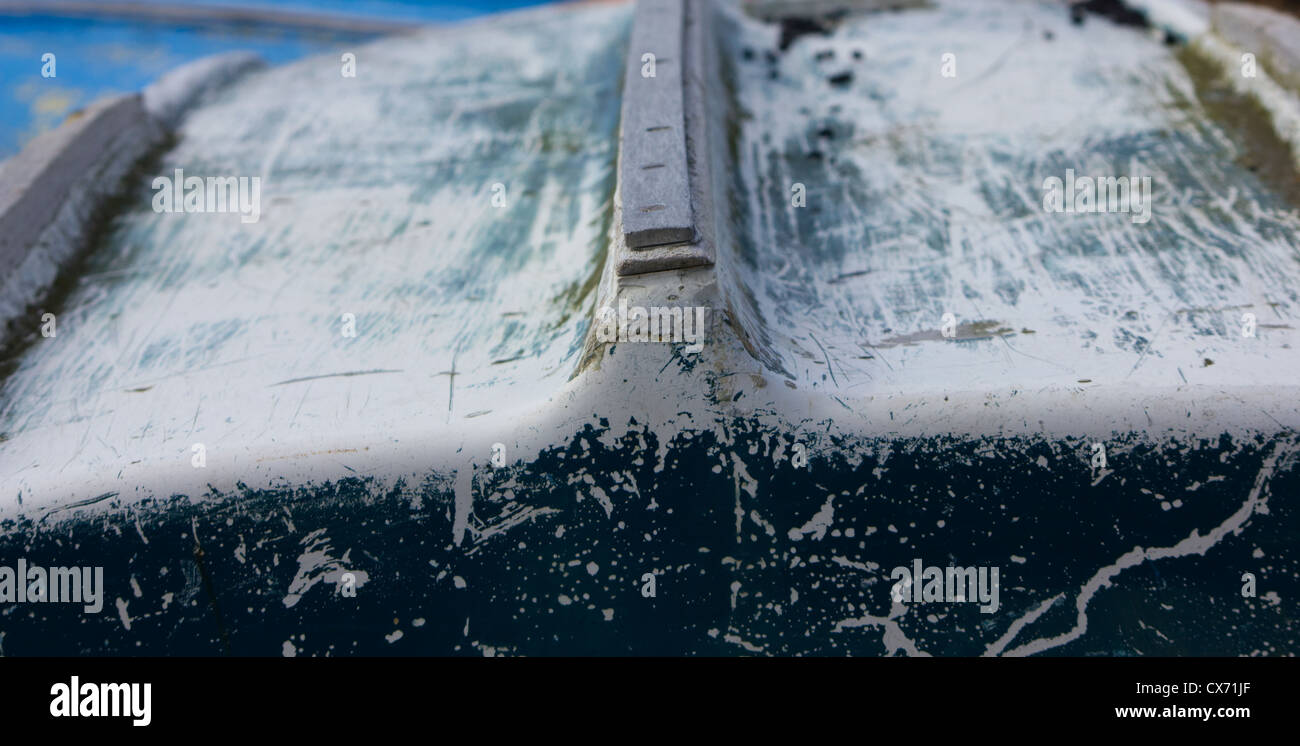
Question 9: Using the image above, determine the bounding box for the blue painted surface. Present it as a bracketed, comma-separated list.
[0, 1, 562, 159]
[161, 0, 559, 23]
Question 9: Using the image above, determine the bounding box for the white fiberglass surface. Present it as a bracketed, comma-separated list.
[720, 0, 1300, 398]
[0, 4, 630, 508]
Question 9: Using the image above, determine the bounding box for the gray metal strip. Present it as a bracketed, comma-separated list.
[620, 0, 694, 249]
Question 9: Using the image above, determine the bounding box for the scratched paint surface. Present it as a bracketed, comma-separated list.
[0, 0, 1296, 657]
[0, 3, 629, 507]
[1, 409, 1295, 656]
[719, 0, 1300, 394]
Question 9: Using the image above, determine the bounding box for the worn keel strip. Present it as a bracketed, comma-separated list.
[615, 0, 715, 275]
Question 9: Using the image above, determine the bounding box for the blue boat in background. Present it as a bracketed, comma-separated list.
[0, 0, 560, 159]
